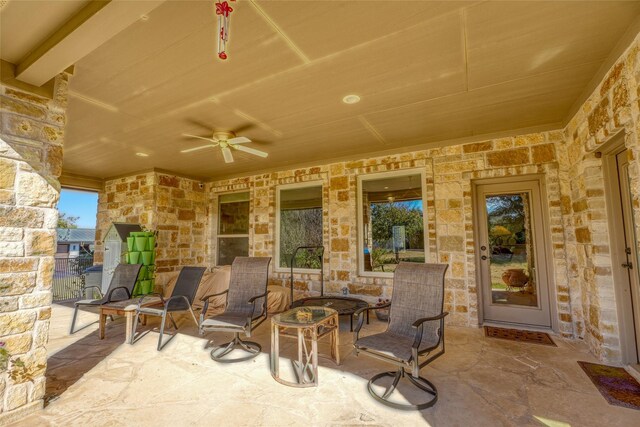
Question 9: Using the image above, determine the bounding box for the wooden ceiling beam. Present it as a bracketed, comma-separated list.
[15, 0, 165, 87]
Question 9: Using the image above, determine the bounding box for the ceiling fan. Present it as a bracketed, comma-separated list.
[180, 130, 268, 163]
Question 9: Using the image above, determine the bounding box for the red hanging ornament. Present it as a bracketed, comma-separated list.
[215, 0, 236, 60]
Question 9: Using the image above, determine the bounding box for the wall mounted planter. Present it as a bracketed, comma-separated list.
[126, 230, 157, 296]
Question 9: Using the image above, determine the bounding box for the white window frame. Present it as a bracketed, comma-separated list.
[356, 168, 428, 278]
[275, 181, 324, 273]
[215, 191, 250, 266]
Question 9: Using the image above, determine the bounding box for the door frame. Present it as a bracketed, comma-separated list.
[472, 174, 558, 332]
[602, 133, 640, 364]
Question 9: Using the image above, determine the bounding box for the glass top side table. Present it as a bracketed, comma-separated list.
[270, 306, 340, 387]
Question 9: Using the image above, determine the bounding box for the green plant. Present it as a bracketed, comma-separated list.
[0, 342, 45, 382]
[57, 212, 79, 229]
[370, 201, 424, 250]
[0, 342, 9, 372]
[370, 247, 391, 269]
[8, 357, 46, 383]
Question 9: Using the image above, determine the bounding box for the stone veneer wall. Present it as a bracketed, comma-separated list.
[97, 35, 640, 364]
[562, 35, 640, 362]
[0, 75, 69, 422]
[95, 172, 207, 285]
[208, 131, 571, 332]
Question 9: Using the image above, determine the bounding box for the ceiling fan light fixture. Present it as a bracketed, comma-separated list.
[182, 127, 267, 162]
[342, 94, 361, 104]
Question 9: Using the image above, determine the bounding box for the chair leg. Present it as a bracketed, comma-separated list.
[69, 305, 98, 334]
[69, 305, 80, 334]
[156, 310, 179, 351]
[168, 313, 178, 330]
[132, 310, 141, 344]
[367, 368, 438, 410]
[210, 332, 261, 363]
[188, 307, 198, 327]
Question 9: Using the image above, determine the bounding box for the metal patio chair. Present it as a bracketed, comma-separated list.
[353, 262, 449, 410]
[199, 257, 271, 363]
[132, 266, 206, 351]
[69, 263, 142, 334]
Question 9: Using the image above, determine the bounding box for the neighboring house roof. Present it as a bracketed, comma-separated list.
[56, 228, 96, 243]
[105, 223, 142, 241]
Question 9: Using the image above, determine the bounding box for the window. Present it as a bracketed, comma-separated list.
[358, 170, 426, 275]
[217, 192, 249, 265]
[276, 184, 323, 270]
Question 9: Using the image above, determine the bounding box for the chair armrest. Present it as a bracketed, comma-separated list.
[201, 289, 229, 317]
[247, 291, 268, 319]
[163, 295, 192, 311]
[247, 292, 268, 304]
[411, 312, 449, 350]
[83, 285, 103, 298]
[136, 293, 165, 310]
[411, 312, 449, 328]
[353, 303, 388, 341]
[106, 286, 131, 302]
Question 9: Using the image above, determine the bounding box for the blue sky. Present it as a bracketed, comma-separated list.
[58, 189, 98, 228]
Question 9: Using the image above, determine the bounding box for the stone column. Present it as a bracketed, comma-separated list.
[0, 74, 69, 423]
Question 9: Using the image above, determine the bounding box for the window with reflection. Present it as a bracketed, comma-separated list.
[217, 192, 249, 265]
[277, 184, 323, 269]
[359, 172, 425, 274]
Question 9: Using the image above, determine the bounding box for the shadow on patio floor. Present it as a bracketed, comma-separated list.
[32, 302, 640, 426]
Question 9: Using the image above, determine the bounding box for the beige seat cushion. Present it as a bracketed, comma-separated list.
[163, 266, 291, 316]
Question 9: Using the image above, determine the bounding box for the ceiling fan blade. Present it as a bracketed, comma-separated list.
[180, 144, 217, 153]
[222, 147, 234, 163]
[182, 133, 218, 143]
[228, 136, 251, 144]
[232, 144, 268, 158]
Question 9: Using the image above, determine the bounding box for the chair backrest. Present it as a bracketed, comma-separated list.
[107, 263, 142, 300]
[169, 266, 206, 308]
[388, 262, 448, 342]
[226, 257, 271, 315]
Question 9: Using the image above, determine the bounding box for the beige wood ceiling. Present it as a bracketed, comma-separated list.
[2, 1, 640, 181]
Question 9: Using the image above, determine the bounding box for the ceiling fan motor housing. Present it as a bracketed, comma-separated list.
[213, 131, 236, 141]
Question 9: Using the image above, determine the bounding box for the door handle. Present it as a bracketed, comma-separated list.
[481, 255, 488, 260]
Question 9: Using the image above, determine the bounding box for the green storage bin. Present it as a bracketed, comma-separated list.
[141, 251, 153, 266]
[134, 236, 148, 252]
[129, 251, 140, 264]
[140, 280, 152, 294]
[127, 237, 135, 252]
[147, 236, 156, 251]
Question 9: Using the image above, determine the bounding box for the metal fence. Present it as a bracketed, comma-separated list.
[53, 256, 94, 302]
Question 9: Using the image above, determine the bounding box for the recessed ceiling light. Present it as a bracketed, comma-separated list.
[384, 186, 389, 189]
[342, 94, 361, 104]
[135, 152, 149, 157]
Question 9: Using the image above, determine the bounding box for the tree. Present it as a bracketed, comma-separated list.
[486, 194, 525, 239]
[279, 208, 323, 268]
[370, 201, 424, 250]
[57, 212, 79, 229]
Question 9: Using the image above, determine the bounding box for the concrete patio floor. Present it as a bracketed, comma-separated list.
[12, 303, 640, 427]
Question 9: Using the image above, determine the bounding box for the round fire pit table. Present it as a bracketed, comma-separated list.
[291, 296, 370, 331]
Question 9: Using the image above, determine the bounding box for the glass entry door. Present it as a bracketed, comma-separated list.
[615, 150, 640, 363]
[475, 179, 552, 327]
